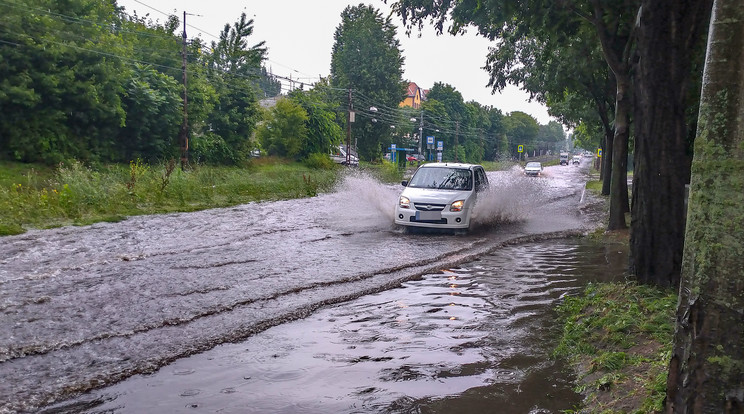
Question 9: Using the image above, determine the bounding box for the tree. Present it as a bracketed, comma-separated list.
[330, 4, 406, 161]
[206, 13, 266, 163]
[391, 0, 713, 288]
[256, 98, 309, 160]
[504, 111, 539, 157]
[288, 80, 344, 158]
[665, 0, 744, 410]
[537, 121, 566, 155]
[0, 0, 127, 163]
[119, 64, 182, 161]
[629, 0, 713, 286]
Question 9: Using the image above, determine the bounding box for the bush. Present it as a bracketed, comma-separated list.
[304, 153, 335, 170]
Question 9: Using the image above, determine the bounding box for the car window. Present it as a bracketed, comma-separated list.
[408, 167, 473, 190]
[474, 167, 488, 191]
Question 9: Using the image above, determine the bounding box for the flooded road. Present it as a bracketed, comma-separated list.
[0, 160, 605, 413]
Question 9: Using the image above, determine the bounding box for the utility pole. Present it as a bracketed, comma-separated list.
[454, 121, 459, 162]
[346, 88, 353, 165]
[418, 110, 423, 155]
[179, 11, 189, 171]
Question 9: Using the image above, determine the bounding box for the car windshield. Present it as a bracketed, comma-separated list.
[526, 162, 541, 168]
[408, 167, 473, 190]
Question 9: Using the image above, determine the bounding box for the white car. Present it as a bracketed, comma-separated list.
[524, 161, 543, 176]
[394, 163, 489, 230]
[330, 145, 358, 166]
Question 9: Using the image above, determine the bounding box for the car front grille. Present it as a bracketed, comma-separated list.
[413, 203, 446, 212]
[410, 217, 448, 224]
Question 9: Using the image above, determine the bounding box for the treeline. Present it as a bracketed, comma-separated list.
[0, 0, 564, 167]
[0, 0, 280, 165]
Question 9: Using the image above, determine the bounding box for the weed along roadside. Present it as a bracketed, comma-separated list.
[554, 179, 677, 413]
[0, 159, 342, 236]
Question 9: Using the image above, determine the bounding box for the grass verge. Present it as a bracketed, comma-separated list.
[554, 280, 677, 413]
[0, 159, 340, 236]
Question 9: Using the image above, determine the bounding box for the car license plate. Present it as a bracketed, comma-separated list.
[416, 211, 441, 221]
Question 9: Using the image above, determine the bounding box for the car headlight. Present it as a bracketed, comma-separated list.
[450, 200, 464, 212]
[399, 196, 411, 209]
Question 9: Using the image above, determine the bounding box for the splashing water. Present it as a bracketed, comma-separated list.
[323, 168, 548, 232]
[471, 167, 549, 228]
[320, 170, 401, 232]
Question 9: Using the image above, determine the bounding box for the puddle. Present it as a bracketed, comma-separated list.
[48, 238, 628, 413]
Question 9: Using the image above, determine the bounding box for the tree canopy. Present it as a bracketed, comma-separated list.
[330, 4, 406, 161]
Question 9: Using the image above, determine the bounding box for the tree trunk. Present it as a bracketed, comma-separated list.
[601, 132, 612, 195]
[666, 0, 744, 410]
[629, 0, 713, 287]
[608, 76, 630, 230]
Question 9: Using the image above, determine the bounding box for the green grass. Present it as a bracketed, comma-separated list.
[481, 160, 518, 171]
[554, 282, 677, 413]
[359, 160, 405, 183]
[586, 180, 603, 193]
[0, 159, 340, 235]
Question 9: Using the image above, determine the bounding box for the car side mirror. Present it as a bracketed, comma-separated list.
[401, 180, 408, 187]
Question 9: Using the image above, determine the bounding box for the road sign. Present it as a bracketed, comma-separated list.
[598, 148, 602, 157]
[518, 144, 524, 153]
[437, 141, 443, 151]
[427, 136, 434, 144]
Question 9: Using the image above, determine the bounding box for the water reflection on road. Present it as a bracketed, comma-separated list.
[55, 239, 628, 413]
[0, 161, 604, 413]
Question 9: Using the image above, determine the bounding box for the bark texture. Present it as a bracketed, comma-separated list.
[608, 77, 630, 229]
[666, 0, 744, 411]
[630, 0, 713, 287]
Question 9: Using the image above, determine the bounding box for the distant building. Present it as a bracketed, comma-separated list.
[400, 82, 424, 109]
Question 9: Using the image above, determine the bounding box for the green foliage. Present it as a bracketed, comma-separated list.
[504, 111, 540, 156]
[0, 0, 127, 163]
[206, 14, 266, 164]
[330, 4, 406, 160]
[257, 99, 310, 160]
[0, 2, 262, 166]
[190, 133, 241, 165]
[0, 160, 339, 234]
[303, 153, 335, 170]
[289, 85, 343, 157]
[362, 160, 404, 184]
[554, 282, 677, 412]
[119, 64, 181, 162]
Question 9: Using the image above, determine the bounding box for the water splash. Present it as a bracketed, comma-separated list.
[321, 171, 400, 231]
[471, 167, 549, 228]
[324, 168, 549, 231]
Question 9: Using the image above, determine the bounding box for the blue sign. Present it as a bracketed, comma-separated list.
[437, 141, 443, 151]
[427, 136, 435, 144]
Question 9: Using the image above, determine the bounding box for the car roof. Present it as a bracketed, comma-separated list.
[418, 162, 482, 170]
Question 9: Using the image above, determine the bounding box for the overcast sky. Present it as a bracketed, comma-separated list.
[117, 0, 553, 124]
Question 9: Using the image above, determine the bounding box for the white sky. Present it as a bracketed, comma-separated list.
[117, 0, 553, 125]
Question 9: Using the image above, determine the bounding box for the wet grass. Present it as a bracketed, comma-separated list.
[0, 159, 339, 236]
[359, 161, 405, 183]
[554, 281, 677, 413]
[586, 179, 603, 193]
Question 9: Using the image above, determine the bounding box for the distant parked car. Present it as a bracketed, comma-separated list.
[330, 145, 358, 166]
[524, 161, 543, 176]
